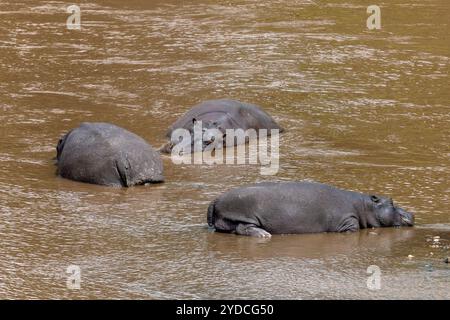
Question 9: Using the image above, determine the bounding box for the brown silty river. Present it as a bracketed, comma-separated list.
[0, 0, 449, 299]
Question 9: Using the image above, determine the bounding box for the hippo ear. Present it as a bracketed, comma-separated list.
[192, 118, 197, 125]
[371, 195, 381, 203]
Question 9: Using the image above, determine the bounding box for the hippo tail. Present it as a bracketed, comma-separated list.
[207, 199, 218, 227]
[56, 129, 75, 163]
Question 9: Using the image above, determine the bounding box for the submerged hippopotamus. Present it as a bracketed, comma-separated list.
[207, 182, 414, 237]
[56, 122, 164, 187]
[160, 99, 283, 154]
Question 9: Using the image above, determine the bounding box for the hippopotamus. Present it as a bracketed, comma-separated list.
[160, 99, 283, 154]
[207, 181, 414, 237]
[56, 122, 164, 187]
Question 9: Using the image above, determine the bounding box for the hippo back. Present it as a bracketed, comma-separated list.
[212, 181, 364, 234]
[166, 99, 283, 137]
[57, 122, 164, 187]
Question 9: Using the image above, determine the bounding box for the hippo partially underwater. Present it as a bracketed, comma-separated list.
[207, 182, 415, 237]
[56, 122, 164, 187]
[160, 99, 283, 154]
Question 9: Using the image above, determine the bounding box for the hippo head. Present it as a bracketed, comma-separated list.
[366, 195, 414, 228]
[162, 118, 225, 155]
[180, 118, 225, 153]
[195, 118, 226, 151]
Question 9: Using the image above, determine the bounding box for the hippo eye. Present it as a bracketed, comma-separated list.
[371, 195, 380, 203]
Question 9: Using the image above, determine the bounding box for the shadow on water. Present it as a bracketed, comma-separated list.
[206, 228, 419, 260]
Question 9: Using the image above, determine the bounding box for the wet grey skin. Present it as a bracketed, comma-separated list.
[160, 99, 284, 154]
[56, 122, 164, 187]
[207, 182, 415, 237]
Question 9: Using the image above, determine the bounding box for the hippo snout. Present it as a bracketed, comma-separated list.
[398, 208, 414, 226]
[159, 142, 174, 154]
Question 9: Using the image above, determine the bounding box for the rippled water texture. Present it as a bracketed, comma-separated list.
[0, 0, 449, 299]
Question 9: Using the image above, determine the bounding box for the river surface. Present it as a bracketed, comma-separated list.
[0, 0, 449, 299]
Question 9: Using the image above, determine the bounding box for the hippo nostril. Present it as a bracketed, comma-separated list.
[401, 216, 413, 226]
[399, 210, 414, 226]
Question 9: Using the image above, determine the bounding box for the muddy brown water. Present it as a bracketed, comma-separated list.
[0, 0, 449, 299]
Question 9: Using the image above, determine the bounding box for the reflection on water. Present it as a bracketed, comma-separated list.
[0, 0, 449, 299]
